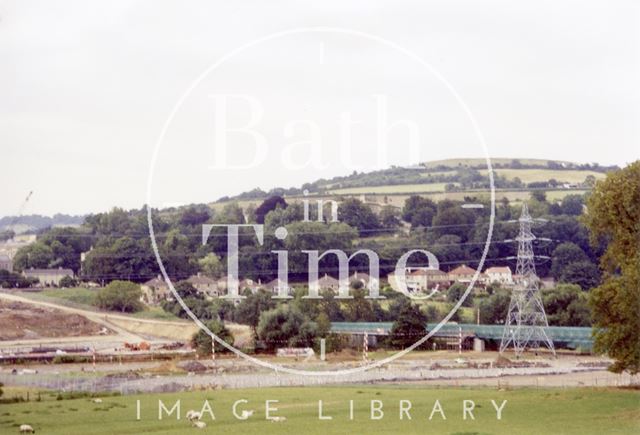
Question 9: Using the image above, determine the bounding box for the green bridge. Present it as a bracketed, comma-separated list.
[330, 322, 594, 350]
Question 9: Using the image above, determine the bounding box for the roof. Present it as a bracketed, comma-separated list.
[143, 276, 167, 287]
[265, 278, 289, 289]
[0, 254, 11, 261]
[409, 268, 446, 276]
[315, 274, 339, 286]
[186, 274, 216, 285]
[448, 265, 477, 276]
[330, 322, 594, 349]
[351, 272, 371, 282]
[485, 266, 511, 274]
[23, 268, 73, 276]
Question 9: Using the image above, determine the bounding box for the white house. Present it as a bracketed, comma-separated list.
[484, 266, 513, 285]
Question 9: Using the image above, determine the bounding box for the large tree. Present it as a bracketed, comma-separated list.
[337, 199, 380, 236]
[550, 242, 589, 279]
[389, 302, 427, 349]
[95, 280, 143, 313]
[234, 290, 276, 334]
[191, 320, 234, 356]
[255, 195, 287, 224]
[583, 161, 640, 373]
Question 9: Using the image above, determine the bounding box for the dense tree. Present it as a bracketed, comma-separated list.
[431, 205, 475, 241]
[0, 270, 37, 288]
[95, 280, 143, 313]
[83, 237, 158, 283]
[255, 195, 287, 224]
[543, 284, 590, 327]
[561, 194, 585, 216]
[13, 243, 54, 271]
[550, 242, 589, 279]
[197, 253, 224, 277]
[257, 306, 317, 351]
[432, 235, 465, 269]
[191, 320, 234, 356]
[379, 206, 401, 230]
[234, 290, 277, 334]
[338, 199, 380, 236]
[584, 161, 640, 373]
[59, 275, 78, 288]
[179, 206, 211, 226]
[559, 260, 600, 290]
[344, 288, 376, 321]
[389, 303, 427, 349]
[402, 196, 436, 228]
[175, 281, 199, 298]
[478, 289, 510, 324]
[530, 191, 546, 202]
[446, 283, 474, 307]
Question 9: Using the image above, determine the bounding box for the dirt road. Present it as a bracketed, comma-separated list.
[0, 292, 196, 350]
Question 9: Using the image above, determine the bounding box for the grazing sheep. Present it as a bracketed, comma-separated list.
[185, 410, 202, 421]
[192, 421, 207, 429]
[240, 410, 254, 419]
[19, 425, 35, 433]
[270, 416, 287, 422]
[91, 398, 103, 403]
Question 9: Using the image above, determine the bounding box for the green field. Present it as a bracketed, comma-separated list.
[0, 385, 637, 434]
[15, 289, 179, 320]
[422, 158, 568, 169]
[490, 168, 605, 184]
[40, 288, 98, 306]
[329, 183, 453, 195]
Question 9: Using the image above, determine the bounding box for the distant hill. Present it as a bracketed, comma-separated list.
[215, 158, 618, 204]
[0, 214, 85, 234]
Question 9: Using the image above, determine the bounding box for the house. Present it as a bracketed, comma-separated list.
[22, 267, 74, 287]
[0, 253, 13, 272]
[186, 273, 220, 297]
[448, 264, 478, 284]
[264, 278, 292, 297]
[311, 273, 340, 293]
[141, 275, 171, 305]
[539, 277, 556, 289]
[484, 266, 513, 285]
[350, 271, 371, 287]
[387, 267, 449, 294]
[213, 277, 262, 296]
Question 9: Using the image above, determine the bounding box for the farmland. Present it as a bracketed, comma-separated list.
[0, 385, 638, 434]
[328, 182, 454, 195]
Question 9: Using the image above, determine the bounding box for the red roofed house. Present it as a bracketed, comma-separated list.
[448, 264, 478, 284]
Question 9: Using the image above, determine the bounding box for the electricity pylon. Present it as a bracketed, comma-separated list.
[500, 203, 555, 357]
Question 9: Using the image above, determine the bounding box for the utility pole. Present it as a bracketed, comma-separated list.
[500, 203, 555, 357]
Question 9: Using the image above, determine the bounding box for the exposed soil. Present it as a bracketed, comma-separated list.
[0, 300, 107, 340]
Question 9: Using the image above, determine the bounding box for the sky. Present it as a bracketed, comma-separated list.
[1, 0, 638, 217]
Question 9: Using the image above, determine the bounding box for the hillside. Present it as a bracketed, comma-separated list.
[213, 158, 616, 210]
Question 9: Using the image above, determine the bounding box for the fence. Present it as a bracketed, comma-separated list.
[1, 366, 638, 395]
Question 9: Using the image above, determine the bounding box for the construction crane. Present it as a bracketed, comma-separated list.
[7, 191, 33, 231]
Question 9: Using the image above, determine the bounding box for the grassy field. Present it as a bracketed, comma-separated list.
[15, 289, 180, 321]
[0, 385, 637, 434]
[421, 158, 570, 169]
[329, 183, 453, 195]
[41, 287, 98, 306]
[490, 168, 605, 184]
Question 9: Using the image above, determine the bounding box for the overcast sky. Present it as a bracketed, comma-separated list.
[1, 0, 638, 217]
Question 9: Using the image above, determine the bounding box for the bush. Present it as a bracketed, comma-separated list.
[52, 355, 91, 364]
[191, 320, 234, 356]
[96, 280, 143, 313]
[59, 275, 78, 288]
